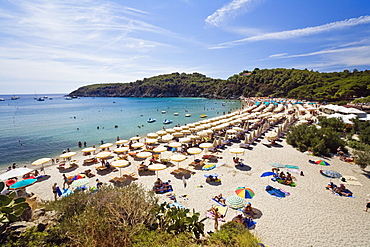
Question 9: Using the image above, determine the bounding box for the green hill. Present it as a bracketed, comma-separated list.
[69, 68, 370, 102]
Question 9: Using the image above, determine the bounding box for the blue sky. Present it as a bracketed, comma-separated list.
[1, 0, 370, 94]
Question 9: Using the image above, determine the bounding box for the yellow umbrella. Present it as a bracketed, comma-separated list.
[136, 151, 152, 159]
[168, 142, 182, 148]
[156, 130, 167, 136]
[114, 147, 129, 153]
[181, 129, 191, 135]
[32, 157, 51, 174]
[172, 132, 183, 137]
[173, 127, 182, 131]
[187, 147, 202, 160]
[96, 151, 112, 159]
[161, 134, 174, 142]
[100, 143, 113, 149]
[116, 140, 128, 145]
[111, 160, 130, 176]
[130, 136, 141, 141]
[229, 148, 244, 158]
[170, 154, 187, 168]
[82, 147, 96, 153]
[131, 142, 144, 149]
[147, 133, 158, 139]
[199, 143, 213, 149]
[153, 146, 167, 153]
[146, 138, 158, 144]
[166, 129, 176, 133]
[147, 164, 167, 178]
[179, 137, 191, 143]
[60, 152, 77, 159]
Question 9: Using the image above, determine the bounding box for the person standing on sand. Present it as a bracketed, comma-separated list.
[52, 183, 58, 201]
[365, 195, 370, 212]
[62, 174, 69, 189]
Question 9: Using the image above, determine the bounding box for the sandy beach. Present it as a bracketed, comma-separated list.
[7, 108, 370, 247]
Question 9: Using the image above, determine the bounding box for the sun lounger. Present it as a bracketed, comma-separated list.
[212, 197, 226, 207]
[122, 171, 139, 179]
[109, 176, 126, 183]
[95, 166, 108, 171]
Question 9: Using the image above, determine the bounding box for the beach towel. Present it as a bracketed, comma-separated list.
[286, 168, 301, 174]
[56, 187, 63, 197]
[265, 185, 289, 198]
[285, 165, 299, 169]
[61, 188, 73, 197]
[243, 217, 257, 229]
[170, 201, 185, 209]
[343, 180, 362, 186]
[206, 205, 227, 221]
[276, 179, 296, 187]
[212, 197, 226, 207]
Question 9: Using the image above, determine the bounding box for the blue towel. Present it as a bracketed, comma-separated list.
[56, 187, 62, 197]
[212, 198, 226, 207]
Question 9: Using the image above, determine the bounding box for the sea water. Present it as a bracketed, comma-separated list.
[0, 94, 241, 171]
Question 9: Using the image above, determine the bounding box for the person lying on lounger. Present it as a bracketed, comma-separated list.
[243, 202, 255, 217]
[333, 184, 353, 197]
[213, 194, 226, 205]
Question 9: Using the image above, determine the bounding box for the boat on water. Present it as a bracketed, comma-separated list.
[161, 111, 166, 114]
[11, 96, 20, 100]
[174, 112, 179, 116]
[36, 97, 45, 101]
[65, 97, 72, 100]
[200, 114, 207, 118]
[0, 98, 5, 101]
[163, 119, 172, 124]
[185, 114, 191, 117]
[147, 118, 156, 123]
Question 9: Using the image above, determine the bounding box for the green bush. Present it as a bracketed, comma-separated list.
[208, 221, 260, 247]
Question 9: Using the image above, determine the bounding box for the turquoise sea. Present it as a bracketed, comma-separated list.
[0, 94, 241, 171]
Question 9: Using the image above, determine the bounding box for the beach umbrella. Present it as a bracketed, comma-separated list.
[170, 154, 187, 168]
[188, 134, 200, 140]
[199, 142, 213, 149]
[304, 151, 314, 156]
[100, 143, 113, 149]
[60, 152, 77, 159]
[187, 147, 202, 160]
[260, 172, 276, 177]
[235, 187, 255, 199]
[32, 157, 52, 175]
[112, 160, 130, 176]
[0, 168, 34, 181]
[173, 127, 182, 131]
[203, 129, 213, 134]
[9, 178, 37, 190]
[315, 160, 330, 166]
[153, 146, 167, 153]
[130, 136, 141, 141]
[172, 132, 183, 137]
[116, 140, 128, 145]
[136, 151, 152, 159]
[265, 132, 278, 141]
[156, 130, 167, 136]
[131, 142, 144, 149]
[226, 129, 238, 134]
[226, 195, 247, 209]
[114, 147, 129, 153]
[181, 130, 192, 135]
[168, 142, 182, 148]
[320, 170, 342, 179]
[146, 138, 158, 144]
[197, 131, 208, 137]
[71, 178, 90, 188]
[95, 151, 111, 159]
[269, 162, 285, 168]
[161, 134, 174, 142]
[166, 129, 176, 133]
[81, 147, 96, 153]
[179, 137, 191, 143]
[148, 164, 167, 178]
[147, 133, 158, 139]
[229, 148, 245, 158]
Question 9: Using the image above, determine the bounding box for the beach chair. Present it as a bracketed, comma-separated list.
[122, 171, 139, 180]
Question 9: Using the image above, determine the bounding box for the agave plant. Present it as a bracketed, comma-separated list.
[0, 181, 29, 223]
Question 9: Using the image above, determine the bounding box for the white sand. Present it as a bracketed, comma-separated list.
[21, 124, 370, 246]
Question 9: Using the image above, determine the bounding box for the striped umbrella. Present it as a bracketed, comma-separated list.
[315, 160, 330, 166]
[71, 178, 90, 188]
[235, 187, 255, 199]
[226, 195, 247, 209]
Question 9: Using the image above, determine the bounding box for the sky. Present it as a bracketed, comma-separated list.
[1, 0, 370, 94]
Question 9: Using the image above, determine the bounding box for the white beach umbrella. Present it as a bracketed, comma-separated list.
[203, 129, 213, 134]
[147, 133, 158, 139]
[81, 147, 96, 153]
[146, 138, 158, 144]
[100, 143, 113, 149]
[136, 152, 152, 159]
[60, 152, 77, 159]
[130, 136, 141, 141]
[153, 146, 167, 153]
[229, 148, 244, 158]
[173, 127, 182, 131]
[111, 160, 130, 177]
[181, 129, 191, 135]
[131, 142, 145, 149]
[181, 125, 190, 130]
[179, 137, 191, 143]
[0, 168, 34, 181]
[168, 142, 182, 148]
[170, 154, 187, 168]
[95, 151, 112, 159]
[147, 164, 167, 178]
[172, 132, 184, 137]
[114, 147, 129, 153]
[161, 134, 174, 142]
[188, 134, 200, 140]
[116, 140, 128, 145]
[166, 128, 176, 133]
[156, 130, 167, 136]
[32, 157, 52, 174]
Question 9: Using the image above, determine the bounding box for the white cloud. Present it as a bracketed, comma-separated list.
[216, 15, 370, 48]
[205, 0, 263, 27]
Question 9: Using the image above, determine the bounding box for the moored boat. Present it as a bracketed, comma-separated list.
[174, 112, 179, 116]
[161, 111, 166, 114]
[163, 119, 172, 124]
[185, 114, 191, 117]
[147, 118, 156, 123]
[11, 96, 20, 100]
[200, 114, 207, 118]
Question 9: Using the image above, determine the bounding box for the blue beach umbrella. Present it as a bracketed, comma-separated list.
[260, 172, 276, 177]
[9, 179, 37, 190]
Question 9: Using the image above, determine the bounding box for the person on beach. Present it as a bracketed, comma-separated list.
[243, 202, 255, 217]
[213, 194, 226, 205]
[62, 174, 69, 189]
[52, 183, 58, 201]
[96, 179, 103, 189]
[365, 195, 370, 212]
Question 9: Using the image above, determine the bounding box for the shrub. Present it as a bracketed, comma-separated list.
[208, 221, 260, 247]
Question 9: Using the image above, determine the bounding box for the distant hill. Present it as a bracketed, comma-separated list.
[69, 68, 370, 102]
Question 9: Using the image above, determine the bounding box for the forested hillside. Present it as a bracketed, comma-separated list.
[69, 68, 370, 102]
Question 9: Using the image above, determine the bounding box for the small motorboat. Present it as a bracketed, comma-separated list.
[11, 96, 20, 100]
[200, 114, 207, 118]
[37, 97, 45, 101]
[161, 111, 166, 114]
[0, 98, 5, 101]
[147, 118, 156, 123]
[163, 119, 172, 124]
[185, 114, 191, 117]
[174, 112, 179, 116]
